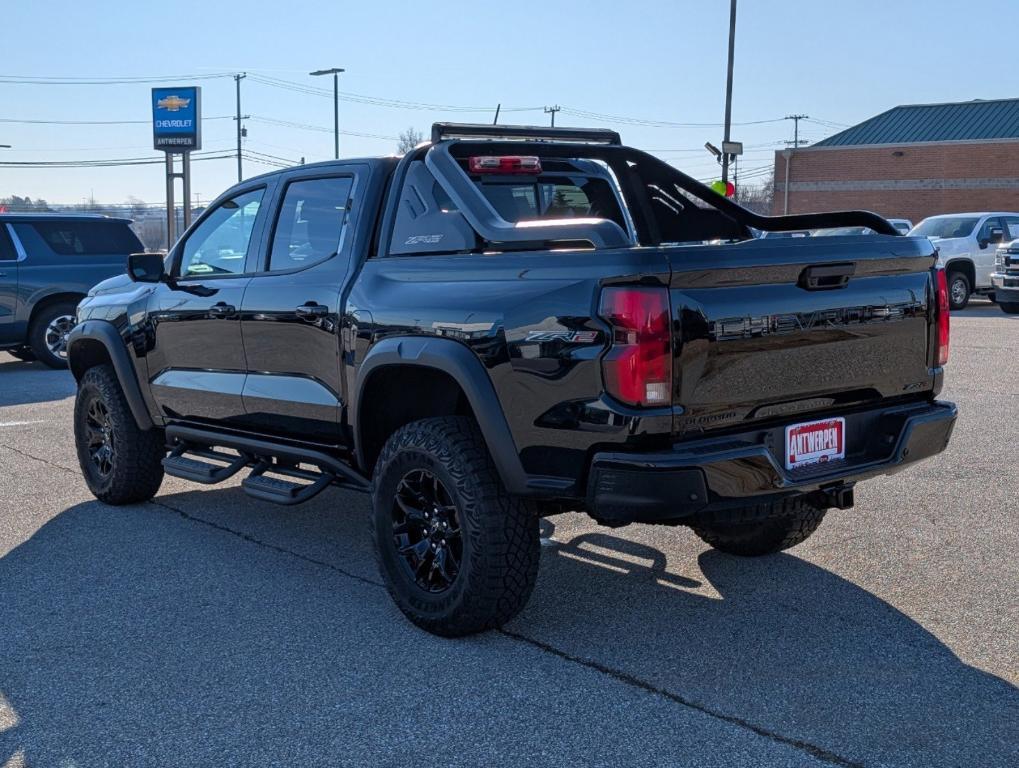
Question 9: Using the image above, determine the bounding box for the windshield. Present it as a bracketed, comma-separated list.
[910, 216, 979, 239]
[814, 227, 873, 236]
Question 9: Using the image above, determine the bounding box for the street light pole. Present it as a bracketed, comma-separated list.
[720, 0, 737, 186]
[310, 67, 345, 159]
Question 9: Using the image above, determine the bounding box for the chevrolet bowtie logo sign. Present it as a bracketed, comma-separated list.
[156, 95, 191, 112]
[152, 86, 201, 152]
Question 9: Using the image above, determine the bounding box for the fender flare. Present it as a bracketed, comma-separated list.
[67, 320, 155, 431]
[353, 335, 529, 495]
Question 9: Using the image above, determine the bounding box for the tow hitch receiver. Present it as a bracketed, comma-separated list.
[821, 483, 855, 510]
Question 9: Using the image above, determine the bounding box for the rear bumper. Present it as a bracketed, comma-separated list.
[586, 400, 956, 524]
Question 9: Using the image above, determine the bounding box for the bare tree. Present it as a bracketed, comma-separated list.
[125, 196, 148, 218]
[397, 127, 425, 154]
[735, 170, 774, 215]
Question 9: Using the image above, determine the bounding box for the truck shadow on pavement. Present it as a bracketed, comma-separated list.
[0, 488, 1016, 767]
[0, 357, 76, 407]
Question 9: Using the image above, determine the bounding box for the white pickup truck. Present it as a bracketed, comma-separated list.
[909, 212, 1019, 309]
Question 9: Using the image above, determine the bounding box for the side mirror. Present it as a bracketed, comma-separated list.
[127, 252, 167, 283]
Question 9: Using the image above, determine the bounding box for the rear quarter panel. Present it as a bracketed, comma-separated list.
[349, 248, 674, 485]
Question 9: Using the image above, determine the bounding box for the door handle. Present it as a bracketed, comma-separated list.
[799, 263, 855, 290]
[295, 303, 329, 320]
[209, 302, 236, 317]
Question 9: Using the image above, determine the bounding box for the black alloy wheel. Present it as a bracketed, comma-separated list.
[84, 395, 115, 479]
[391, 468, 463, 593]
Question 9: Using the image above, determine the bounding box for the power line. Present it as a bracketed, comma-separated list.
[559, 106, 787, 128]
[248, 116, 398, 141]
[0, 150, 236, 168]
[248, 73, 540, 114]
[0, 73, 234, 85]
[0, 116, 233, 126]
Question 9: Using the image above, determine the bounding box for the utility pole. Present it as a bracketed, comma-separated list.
[234, 73, 246, 182]
[721, 0, 737, 185]
[785, 114, 809, 148]
[310, 67, 345, 159]
[544, 105, 561, 127]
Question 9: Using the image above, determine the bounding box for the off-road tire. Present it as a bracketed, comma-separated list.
[691, 497, 827, 556]
[74, 364, 165, 505]
[947, 271, 970, 311]
[371, 416, 540, 637]
[29, 300, 78, 369]
[999, 301, 1019, 315]
[8, 347, 36, 362]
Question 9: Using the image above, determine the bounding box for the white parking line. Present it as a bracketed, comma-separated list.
[0, 420, 47, 428]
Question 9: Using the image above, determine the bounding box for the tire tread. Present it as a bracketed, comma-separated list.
[74, 364, 164, 505]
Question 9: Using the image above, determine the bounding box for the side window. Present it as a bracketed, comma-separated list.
[27, 221, 142, 255]
[0, 226, 16, 261]
[178, 188, 264, 277]
[978, 217, 1004, 243]
[1004, 217, 1019, 240]
[268, 176, 353, 272]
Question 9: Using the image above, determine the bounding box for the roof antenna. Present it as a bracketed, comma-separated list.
[493, 103, 501, 125]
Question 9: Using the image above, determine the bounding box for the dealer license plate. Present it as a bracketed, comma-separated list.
[785, 417, 845, 470]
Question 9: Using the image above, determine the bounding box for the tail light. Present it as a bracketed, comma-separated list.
[468, 155, 542, 174]
[599, 286, 672, 406]
[934, 267, 950, 366]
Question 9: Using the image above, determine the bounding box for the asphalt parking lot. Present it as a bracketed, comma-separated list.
[0, 300, 1016, 768]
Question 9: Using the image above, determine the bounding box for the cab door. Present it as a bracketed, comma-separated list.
[146, 184, 271, 425]
[237, 169, 362, 442]
[0, 225, 19, 344]
[974, 216, 1006, 288]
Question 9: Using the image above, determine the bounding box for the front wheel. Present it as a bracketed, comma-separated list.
[947, 271, 970, 311]
[691, 497, 827, 556]
[29, 301, 78, 368]
[74, 365, 165, 504]
[370, 416, 540, 636]
[1000, 301, 1019, 315]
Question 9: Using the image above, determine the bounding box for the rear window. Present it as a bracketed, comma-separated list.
[471, 177, 625, 228]
[29, 220, 143, 256]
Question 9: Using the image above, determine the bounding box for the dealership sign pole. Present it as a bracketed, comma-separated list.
[152, 86, 201, 249]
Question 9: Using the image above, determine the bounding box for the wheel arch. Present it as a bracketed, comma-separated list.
[66, 320, 154, 430]
[944, 258, 975, 288]
[28, 291, 86, 330]
[354, 336, 528, 494]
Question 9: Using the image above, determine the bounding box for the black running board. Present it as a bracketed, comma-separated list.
[162, 446, 249, 484]
[164, 425, 371, 495]
[241, 462, 334, 505]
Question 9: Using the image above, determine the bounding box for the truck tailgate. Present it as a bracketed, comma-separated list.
[667, 236, 938, 435]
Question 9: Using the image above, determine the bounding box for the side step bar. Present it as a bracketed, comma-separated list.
[242, 461, 335, 505]
[162, 445, 249, 484]
[164, 425, 371, 504]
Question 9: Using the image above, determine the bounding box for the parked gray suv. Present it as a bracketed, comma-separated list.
[0, 213, 143, 368]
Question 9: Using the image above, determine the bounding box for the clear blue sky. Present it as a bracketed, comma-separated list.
[3, 0, 1016, 206]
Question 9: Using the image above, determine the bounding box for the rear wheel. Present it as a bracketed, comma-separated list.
[691, 497, 827, 556]
[74, 365, 165, 504]
[370, 416, 540, 636]
[1000, 302, 1019, 315]
[29, 301, 78, 368]
[947, 271, 970, 311]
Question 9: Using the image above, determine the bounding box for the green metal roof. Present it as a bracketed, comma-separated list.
[814, 98, 1019, 147]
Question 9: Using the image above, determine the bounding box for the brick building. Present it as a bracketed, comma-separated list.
[772, 98, 1019, 223]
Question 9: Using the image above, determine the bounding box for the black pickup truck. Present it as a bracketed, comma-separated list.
[68, 123, 956, 636]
